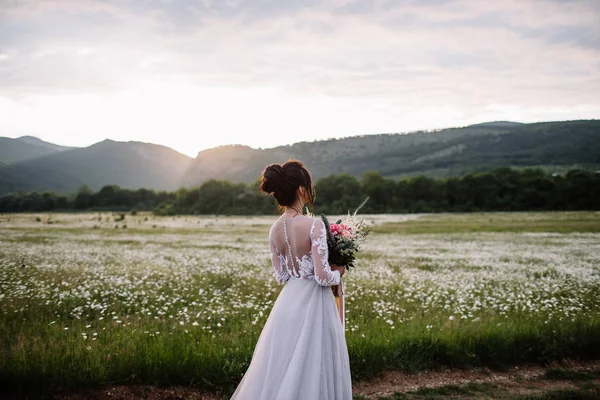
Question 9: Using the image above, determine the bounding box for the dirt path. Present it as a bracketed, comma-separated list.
[353, 359, 600, 399]
[9, 360, 600, 399]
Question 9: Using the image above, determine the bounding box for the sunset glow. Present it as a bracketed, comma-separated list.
[1, 0, 599, 156]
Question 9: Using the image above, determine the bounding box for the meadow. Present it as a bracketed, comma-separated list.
[1, 211, 599, 396]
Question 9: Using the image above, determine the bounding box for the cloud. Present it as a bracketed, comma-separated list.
[0, 0, 598, 153]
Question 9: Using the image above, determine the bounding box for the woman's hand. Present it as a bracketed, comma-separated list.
[330, 264, 346, 278]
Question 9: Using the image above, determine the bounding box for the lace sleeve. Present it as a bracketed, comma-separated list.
[270, 239, 289, 284]
[310, 218, 341, 286]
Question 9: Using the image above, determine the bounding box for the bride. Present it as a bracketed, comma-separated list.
[231, 160, 353, 400]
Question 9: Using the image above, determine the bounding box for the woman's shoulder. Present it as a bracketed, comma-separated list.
[268, 219, 282, 235]
[308, 216, 322, 225]
[300, 215, 322, 228]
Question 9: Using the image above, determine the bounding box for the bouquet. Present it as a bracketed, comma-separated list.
[321, 197, 372, 299]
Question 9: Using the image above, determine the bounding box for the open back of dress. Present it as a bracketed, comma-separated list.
[268, 216, 341, 286]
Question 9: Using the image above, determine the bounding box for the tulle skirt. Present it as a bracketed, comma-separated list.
[231, 276, 352, 400]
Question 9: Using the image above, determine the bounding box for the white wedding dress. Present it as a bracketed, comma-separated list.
[231, 216, 352, 400]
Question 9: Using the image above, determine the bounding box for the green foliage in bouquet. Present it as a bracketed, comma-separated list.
[321, 214, 348, 267]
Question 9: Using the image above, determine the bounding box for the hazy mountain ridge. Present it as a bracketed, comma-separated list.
[0, 139, 192, 194]
[1, 120, 598, 196]
[0, 136, 73, 165]
[182, 122, 521, 185]
[16, 136, 73, 152]
[183, 120, 600, 185]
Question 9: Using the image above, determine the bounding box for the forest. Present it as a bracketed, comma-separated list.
[0, 167, 598, 214]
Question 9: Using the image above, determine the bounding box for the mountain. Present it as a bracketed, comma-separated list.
[1, 140, 192, 194]
[0, 136, 73, 164]
[15, 136, 73, 152]
[182, 122, 519, 185]
[1, 120, 598, 196]
[183, 120, 600, 185]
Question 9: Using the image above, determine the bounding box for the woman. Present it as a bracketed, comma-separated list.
[231, 160, 353, 400]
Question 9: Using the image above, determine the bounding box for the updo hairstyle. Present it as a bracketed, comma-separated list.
[260, 160, 315, 209]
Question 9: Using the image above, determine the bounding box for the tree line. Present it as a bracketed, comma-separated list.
[0, 168, 598, 214]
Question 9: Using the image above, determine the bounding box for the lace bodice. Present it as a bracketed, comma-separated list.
[269, 216, 341, 286]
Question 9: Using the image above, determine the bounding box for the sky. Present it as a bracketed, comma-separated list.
[1, 0, 599, 157]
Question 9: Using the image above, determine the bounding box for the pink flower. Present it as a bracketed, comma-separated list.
[330, 223, 354, 238]
[330, 224, 342, 236]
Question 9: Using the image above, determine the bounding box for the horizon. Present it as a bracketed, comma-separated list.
[1, 1, 599, 157]
[2, 118, 574, 158]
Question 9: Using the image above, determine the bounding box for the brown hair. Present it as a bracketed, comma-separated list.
[260, 160, 315, 213]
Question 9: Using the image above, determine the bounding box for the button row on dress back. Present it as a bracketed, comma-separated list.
[283, 219, 296, 271]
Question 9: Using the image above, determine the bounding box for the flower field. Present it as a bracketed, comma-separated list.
[1, 212, 599, 395]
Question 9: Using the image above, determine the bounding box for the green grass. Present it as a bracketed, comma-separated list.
[1, 211, 599, 396]
[2, 296, 599, 394]
[346, 317, 600, 379]
[376, 213, 600, 234]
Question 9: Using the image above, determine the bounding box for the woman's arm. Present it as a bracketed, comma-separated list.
[310, 219, 341, 286]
